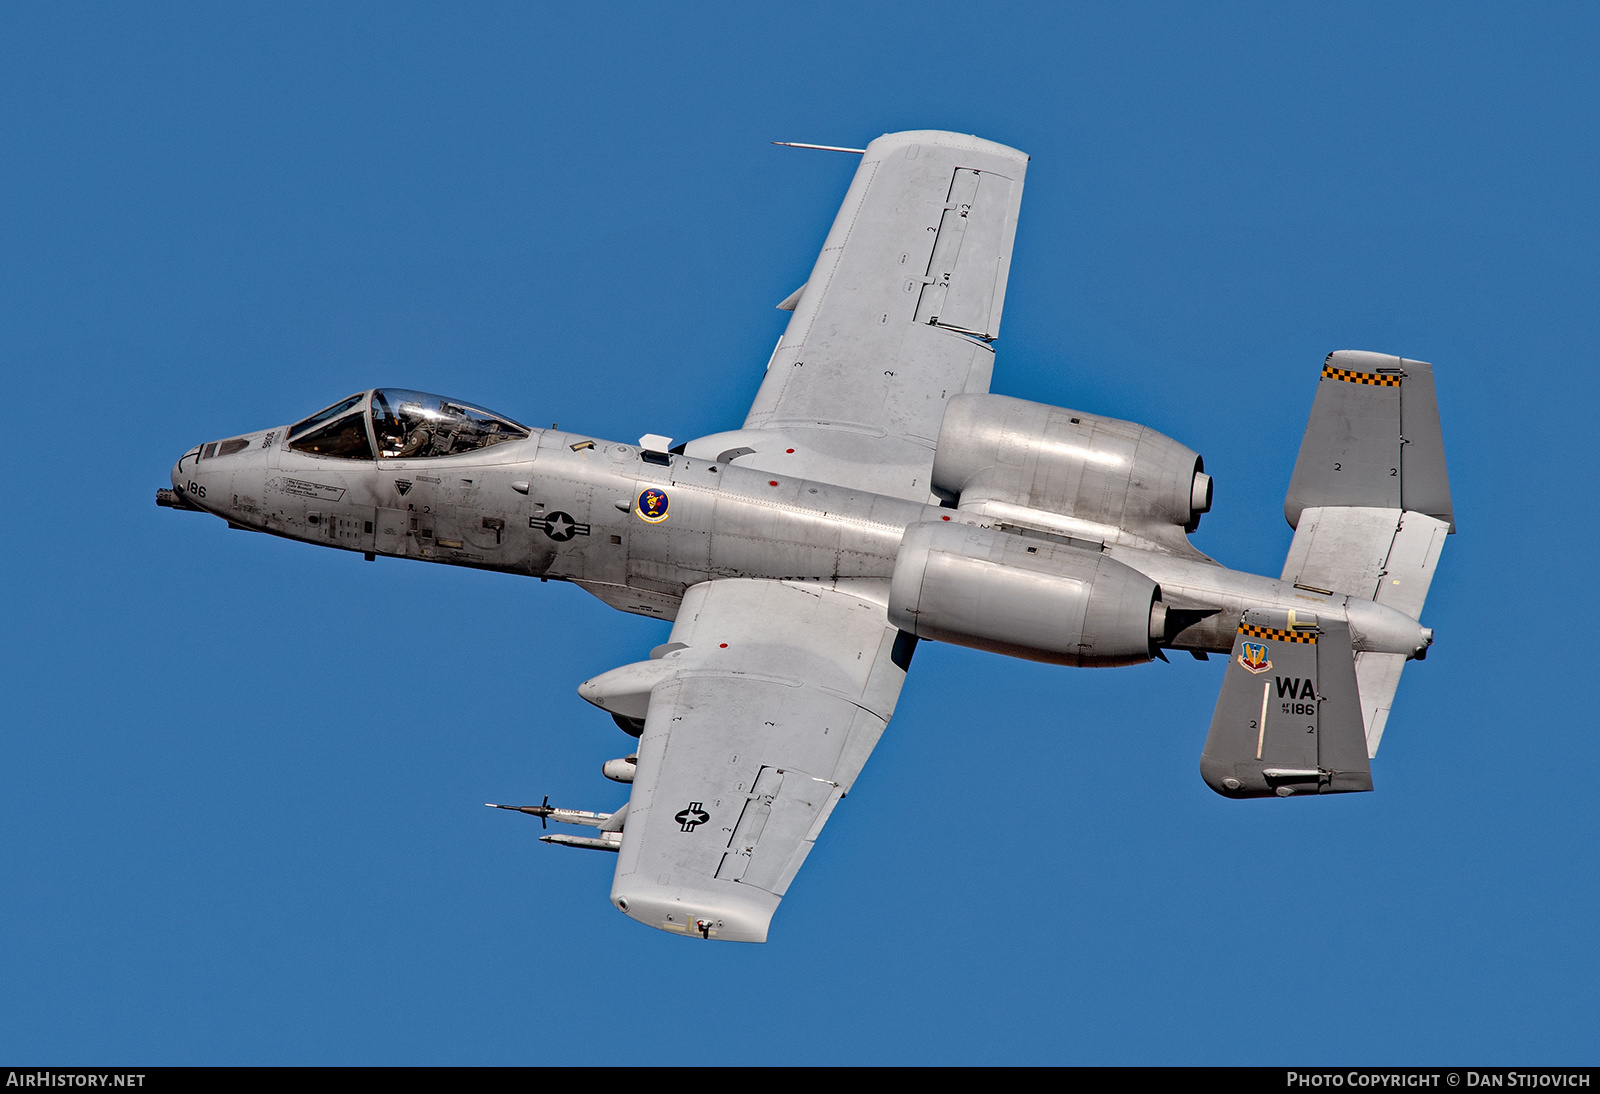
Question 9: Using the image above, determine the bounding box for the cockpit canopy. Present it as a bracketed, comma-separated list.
[287, 389, 531, 460]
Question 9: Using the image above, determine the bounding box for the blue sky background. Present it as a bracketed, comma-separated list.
[3, 2, 1597, 1065]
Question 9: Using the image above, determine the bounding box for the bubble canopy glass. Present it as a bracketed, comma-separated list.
[287, 389, 530, 460]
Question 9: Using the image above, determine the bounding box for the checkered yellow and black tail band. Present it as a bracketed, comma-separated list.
[1238, 623, 1317, 643]
[1321, 365, 1402, 387]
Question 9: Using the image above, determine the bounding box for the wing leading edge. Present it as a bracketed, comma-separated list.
[578, 579, 914, 941]
[686, 131, 1029, 502]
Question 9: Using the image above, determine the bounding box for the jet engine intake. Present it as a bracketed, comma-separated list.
[933, 393, 1210, 546]
[889, 520, 1162, 667]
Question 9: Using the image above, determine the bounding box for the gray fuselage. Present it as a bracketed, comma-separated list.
[169, 424, 1430, 660]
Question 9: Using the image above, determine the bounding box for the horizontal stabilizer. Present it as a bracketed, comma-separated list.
[1285, 351, 1453, 531]
[1282, 506, 1449, 610]
[1280, 350, 1454, 757]
[1282, 506, 1450, 756]
[1200, 609, 1371, 798]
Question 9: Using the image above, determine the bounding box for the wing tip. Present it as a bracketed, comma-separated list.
[611, 884, 778, 943]
[863, 129, 1029, 165]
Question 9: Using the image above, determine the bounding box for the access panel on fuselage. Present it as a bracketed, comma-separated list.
[531, 478, 617, 582]
[373, 464, 535, 571]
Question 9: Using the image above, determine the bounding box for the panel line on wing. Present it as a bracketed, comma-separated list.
[915, 167, 1016, 340]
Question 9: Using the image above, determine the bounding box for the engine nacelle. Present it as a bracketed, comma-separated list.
[932, 393, 1211, 546]
[888, 520, 1165, 667]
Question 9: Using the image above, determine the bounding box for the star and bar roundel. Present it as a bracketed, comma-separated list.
[531, 511, 590, 542]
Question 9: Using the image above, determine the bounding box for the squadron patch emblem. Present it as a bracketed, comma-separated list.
[636, 487, 670, 524]
[1238, 641, 1273, 675]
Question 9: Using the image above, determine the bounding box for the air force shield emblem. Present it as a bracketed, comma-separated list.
[1238, 641, 1272, 674]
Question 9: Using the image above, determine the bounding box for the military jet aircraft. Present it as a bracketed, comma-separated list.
[161, 130, 1452, 943]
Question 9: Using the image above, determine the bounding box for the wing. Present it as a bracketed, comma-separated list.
[686, 131, 1029, 502]
[579, 579, 913, 941]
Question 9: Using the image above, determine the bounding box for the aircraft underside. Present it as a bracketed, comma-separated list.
[163, 131, 1451, 942]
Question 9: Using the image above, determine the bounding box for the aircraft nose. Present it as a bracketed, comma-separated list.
[160, 446, 210, 513]
[171, 446, 200, 490]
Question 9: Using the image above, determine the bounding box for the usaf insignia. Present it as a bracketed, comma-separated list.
[1238, 641, 1273, 675]
[674, 802, 709, 832]
[636, 487, 670, 524]
[532, 510, 590, 542]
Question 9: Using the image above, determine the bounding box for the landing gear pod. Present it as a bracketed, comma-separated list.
[1200, 609, 1372, 797]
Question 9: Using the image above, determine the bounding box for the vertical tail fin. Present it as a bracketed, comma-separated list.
[1200, 609, 1371, 798]
[1278, 351, 1454, 756]
[1285, 350, 1453, 531]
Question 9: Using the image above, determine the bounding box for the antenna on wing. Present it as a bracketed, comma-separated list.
[771, 141, 866, 154]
